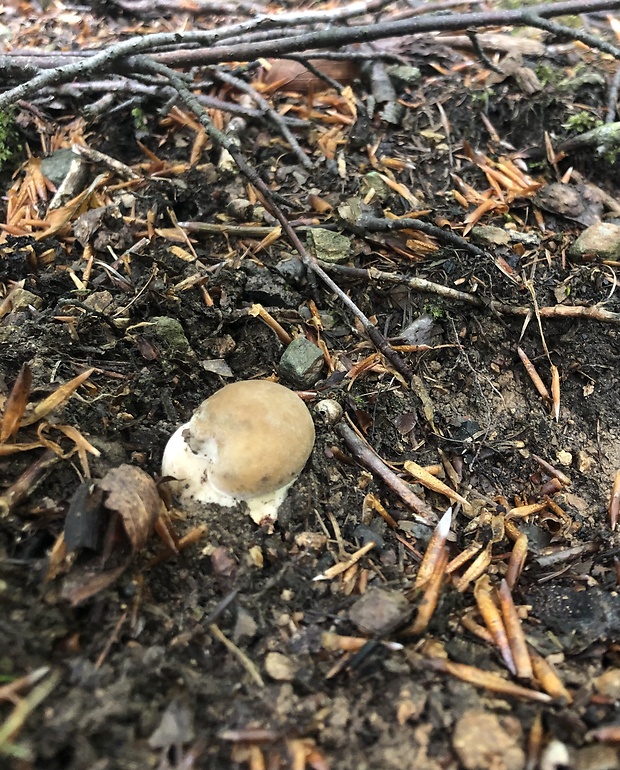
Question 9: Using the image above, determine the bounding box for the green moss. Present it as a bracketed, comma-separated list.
[423, 302, 445, 320]
[562, 111, 603, 133]
[0, 109, 21, 170]
[131, 106, 148, 133]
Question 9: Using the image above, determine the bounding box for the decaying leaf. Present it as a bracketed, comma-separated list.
[57, 465, 162, 605]
[97, 464, 163, 553]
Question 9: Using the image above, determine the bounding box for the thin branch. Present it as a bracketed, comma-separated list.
[344, 215, 492, 262]
[321, 263, 620, 325]
[1, 0, 619, 110]
[337, 423, 437, 526]
[521, 11, 620, 59]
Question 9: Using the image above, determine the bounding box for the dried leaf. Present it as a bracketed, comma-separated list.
[61, 563, 128, 606]
[98, 465, 162, 553]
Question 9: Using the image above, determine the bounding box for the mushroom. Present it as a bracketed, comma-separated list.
[161, 380, 315, 526]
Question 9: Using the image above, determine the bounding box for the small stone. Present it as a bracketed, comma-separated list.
[149, 316, 194, 357]
[307, 228, 351, 264]
[453, 710, 525, 770]
[470, 225, 511, 247]
[353, 524, 384, 550]
[83, 290, 114, 314]
[557, 450, 572, 466]
[233, 608, 257, 642]
[348, 587, 410, 635]
[6, 287, 43, 311]
[276, 256, 305, 287]
[386, 64, 421, 87]
[294, 531, 328, 550]
[360, 172, 390, 202]
[264, 651, 299, 681]
[594, 668, 620, 699]
[577, 450, 593, 474]
[41, 148, 78, 186]
[226, 198, 254, 220]
[569, 222, 620, 261]
[540, 740, 571, 770]
[574, 744, 619, 770]
[279, 336, 324, 388]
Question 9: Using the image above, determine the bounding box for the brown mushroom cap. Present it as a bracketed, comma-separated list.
[186, 380, 315, 499]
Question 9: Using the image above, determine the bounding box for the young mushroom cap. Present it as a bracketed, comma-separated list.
[161, 380, 315, 525]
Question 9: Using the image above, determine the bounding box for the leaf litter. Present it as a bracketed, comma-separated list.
[0, 0, 620, 768]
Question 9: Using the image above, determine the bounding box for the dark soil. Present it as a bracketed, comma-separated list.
[1, 9, 620, 770]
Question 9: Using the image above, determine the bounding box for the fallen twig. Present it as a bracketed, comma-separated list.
[1, 0, 619, 110]
[336, 422, 436, 525]
[320, 263, 620, 325]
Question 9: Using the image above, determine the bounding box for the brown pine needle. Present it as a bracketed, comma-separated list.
[404, 460, 472, 514]
[517, 347, 550, 402]
[427, 657, 552, 703]
[550, 364, 560, 421]
[474, 575, 516, 675]
[415, 507, 452, 588]
[498, 579, 533, 679]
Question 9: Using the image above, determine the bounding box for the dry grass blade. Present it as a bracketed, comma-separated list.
[20, 368, 95, 427]
[0, 441, 44, 456]
[0, 667, 50, 704]
[210, 623, 264, 688]
[313, 541, 376, 581]
[0, 669, 60, 759]
[609, 470, 620, 531]
[0, 363, 32, 442]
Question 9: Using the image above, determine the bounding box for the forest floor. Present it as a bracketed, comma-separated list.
[1, 1, 620, 769]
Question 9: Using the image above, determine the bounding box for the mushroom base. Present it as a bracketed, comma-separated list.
[161, 424, 292, 527]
